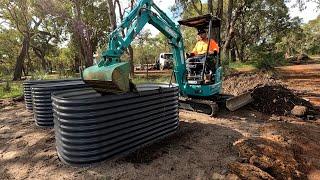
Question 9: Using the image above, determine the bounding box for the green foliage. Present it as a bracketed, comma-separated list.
[0, 81, 23, 99]
[228, 61, 256, 70]
[4, 81, 11, 92]
[276, 16, 320, 56]
[30, 70, 50, 80]
[303, 16, 320, 55]
[251, 48, 286, 70]
[131, 30, 172, 65]
[0, 29, 21, 77]
[133, 75, 171, 84]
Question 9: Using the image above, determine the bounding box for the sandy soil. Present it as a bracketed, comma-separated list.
[276, 64, 320, 109]
[0, 64, 320, 180]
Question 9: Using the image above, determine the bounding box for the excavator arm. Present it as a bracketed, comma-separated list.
[83, 0, 187, 94]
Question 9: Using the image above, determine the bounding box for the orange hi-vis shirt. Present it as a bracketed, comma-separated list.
[192, 39, 219, 55]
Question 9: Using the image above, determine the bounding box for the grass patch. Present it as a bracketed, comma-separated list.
[0, 81, 23, 99]
[28, 71, 80, 80]
[228, 61, 256, 70]
[133, 75, 172, 84]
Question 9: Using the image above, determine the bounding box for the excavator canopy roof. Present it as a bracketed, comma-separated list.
[178, 14, 221, 30]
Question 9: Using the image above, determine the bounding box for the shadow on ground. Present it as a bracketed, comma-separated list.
[0, 103, 244, 179]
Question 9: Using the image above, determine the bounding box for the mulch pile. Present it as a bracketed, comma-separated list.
[251, 85, 316, 116]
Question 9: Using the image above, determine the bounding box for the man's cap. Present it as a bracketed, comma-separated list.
[197, 29, 207, 35]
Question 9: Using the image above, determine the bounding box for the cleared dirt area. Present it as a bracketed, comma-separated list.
[0, 64, 320, 179]
[276, 64, 320, 109]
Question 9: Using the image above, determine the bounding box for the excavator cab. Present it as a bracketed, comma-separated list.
[178, 14, 221, 85]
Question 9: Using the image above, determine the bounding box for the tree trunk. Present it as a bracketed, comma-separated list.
[227, 0, 233, 23]
[223, 3, 246, 61]
[13, 36, 29, 81]
[208, 0, 213, 14]
[234, 40, 243, 62]
[128, 0, 135, 77]
[216, 0, 223, 20]
[33, 47, 46, 71]
[230, 40, 236, 62]
[107, 0, 117, 31]
[73, 1, 93, 68]
[128, 45, 134, 77]
[74, 55, 80, 73]
[113, 0, 135, 77]
[224, 0, 234, 61]
[210, 0, 223, 42]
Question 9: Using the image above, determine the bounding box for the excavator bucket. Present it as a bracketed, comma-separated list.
[226, 92, 254, 111]
[82, 62, 131, 94]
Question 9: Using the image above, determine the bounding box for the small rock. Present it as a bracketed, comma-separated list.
[269, 115, 281, 121]
[287, 139, 293, 144]
[250, 113, 257, 118]
[291, 106, 308, 116]
[221, 168, 228, 175]
[307, 115, 315, 120]
[232, 116, 241, 120]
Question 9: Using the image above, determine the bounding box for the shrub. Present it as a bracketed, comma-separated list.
[254, 51, 286, 70]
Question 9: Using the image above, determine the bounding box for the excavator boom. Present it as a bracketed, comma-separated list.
[83, 0, 186, 94]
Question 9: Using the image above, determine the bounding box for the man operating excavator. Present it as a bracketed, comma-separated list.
[191, 29, 219, 56]
[186, 28, 220, 83]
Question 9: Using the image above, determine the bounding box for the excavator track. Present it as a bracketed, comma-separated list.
[179, 96, 225, 116]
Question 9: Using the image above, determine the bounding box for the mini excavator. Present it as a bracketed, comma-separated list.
[82, 0, 252, 115]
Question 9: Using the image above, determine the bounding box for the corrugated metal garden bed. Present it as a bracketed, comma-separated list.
[31, 81, 87, 127]
[52, 84, 179, 165]
[23, 79, 80, 111]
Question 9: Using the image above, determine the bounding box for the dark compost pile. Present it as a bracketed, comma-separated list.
[251, 85, 316, 115]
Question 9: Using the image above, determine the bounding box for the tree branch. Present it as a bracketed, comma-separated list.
[191, 0, 202, 15]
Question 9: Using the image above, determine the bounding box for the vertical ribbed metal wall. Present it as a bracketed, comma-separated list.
[31, 81, 87, 127]
[52, 84, 179, 165]
[23, 79, 80, 111]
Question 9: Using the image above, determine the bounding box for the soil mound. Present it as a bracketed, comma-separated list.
[223, 73, 279, 96]
[251, 85, 316, 116]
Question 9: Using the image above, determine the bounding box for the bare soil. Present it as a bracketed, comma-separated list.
[222, 72, 281, 96]
[276, 64, 320, 109]
[0, 64, 320, 180]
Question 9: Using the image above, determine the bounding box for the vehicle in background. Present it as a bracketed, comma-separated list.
[157, 53, 173, 70]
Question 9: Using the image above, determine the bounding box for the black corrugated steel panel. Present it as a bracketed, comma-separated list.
[52, 84, 179, 165]
[31, 81, 87, 127]
[23, 79, 80, 111]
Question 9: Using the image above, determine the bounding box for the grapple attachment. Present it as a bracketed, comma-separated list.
[82, 62, 131, 94]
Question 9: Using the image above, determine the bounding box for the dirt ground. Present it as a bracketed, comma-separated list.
[276, 64, 320, 109]
[1, 64, 320, 180]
